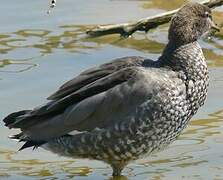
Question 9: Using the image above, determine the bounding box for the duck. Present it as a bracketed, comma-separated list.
[3, 2, 220, 177]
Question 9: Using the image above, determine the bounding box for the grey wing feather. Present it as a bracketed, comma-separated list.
[9, 56, 152, 129]
[47, 56, 146, 100]
[24, 92, 107, 140]
[4, 56, 157, 141]
[22, 69, 154, 141]
[15, 66, 139, 122]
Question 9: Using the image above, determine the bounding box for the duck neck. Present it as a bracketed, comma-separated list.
[158, 41, 208, 82]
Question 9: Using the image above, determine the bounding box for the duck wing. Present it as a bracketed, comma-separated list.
[4, 56, 155, 136]
[48, 56, 149, 100]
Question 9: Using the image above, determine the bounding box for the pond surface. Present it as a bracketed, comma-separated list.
[0, 0, 223, 179]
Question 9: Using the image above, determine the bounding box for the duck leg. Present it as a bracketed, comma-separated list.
[111, 162, 127, 177]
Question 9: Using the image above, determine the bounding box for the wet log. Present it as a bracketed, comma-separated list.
[86, 0, 223, 37]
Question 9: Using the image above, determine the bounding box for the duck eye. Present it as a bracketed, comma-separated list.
[205, 11, 209, 17]
[204, 11, 212, 19]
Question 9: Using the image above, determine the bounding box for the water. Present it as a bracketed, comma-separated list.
[0, 0, 223, 179]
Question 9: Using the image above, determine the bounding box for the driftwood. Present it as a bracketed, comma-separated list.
[86, 0, 223, 37]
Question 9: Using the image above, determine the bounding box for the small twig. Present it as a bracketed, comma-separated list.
[47, 0, 57, 14]
[86, 0, 223, 37]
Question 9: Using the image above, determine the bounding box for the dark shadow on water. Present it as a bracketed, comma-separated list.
[109, 175, 129, 180]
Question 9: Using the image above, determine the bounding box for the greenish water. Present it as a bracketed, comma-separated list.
[0, 0, 223, 179]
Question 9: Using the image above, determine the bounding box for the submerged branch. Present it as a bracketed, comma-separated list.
[86, 0, 223, 37]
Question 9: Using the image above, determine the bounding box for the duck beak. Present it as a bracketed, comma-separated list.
[210, 20, 220, 32]
[211, 23, 220, 32]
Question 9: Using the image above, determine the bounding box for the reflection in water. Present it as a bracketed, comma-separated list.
[142, 0, 187, 10]
[0, 22, 223, 74]
[0, 59, 37, 73]
[0, 149, 91, 179]
[0, 110, 222, 179]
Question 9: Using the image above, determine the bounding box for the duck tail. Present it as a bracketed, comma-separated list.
[3, 110, 46, 151]
[3, 110, 31, 128]
[9, 133, 46, 151]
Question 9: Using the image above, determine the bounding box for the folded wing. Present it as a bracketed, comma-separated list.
[3, 56, 156, 142]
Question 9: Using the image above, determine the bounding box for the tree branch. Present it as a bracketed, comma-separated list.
[86, 0, 223, 37]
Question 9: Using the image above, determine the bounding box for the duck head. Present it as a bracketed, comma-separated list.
[168, 2, 220, 46]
